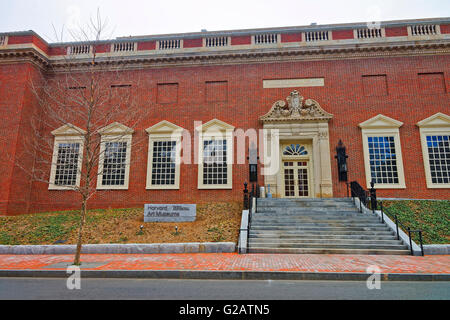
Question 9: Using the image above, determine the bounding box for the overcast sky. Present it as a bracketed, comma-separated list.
[1, 0, 449, 42]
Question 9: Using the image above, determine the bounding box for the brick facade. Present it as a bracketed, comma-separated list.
[0, 18, 449, 215]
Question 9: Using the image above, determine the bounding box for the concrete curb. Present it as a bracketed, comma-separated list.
[0, 269, 448, 281]
[423, 245, 450, 255]
[0, 242, 236, 255]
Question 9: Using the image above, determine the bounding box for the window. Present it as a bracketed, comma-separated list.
[426, 136, 449, 184]
[49, 124, 86, 190]
[54, 143, 81, 186]
[367, 136, 399, 184]
[283, 144, 308, 156]
[97, 122, 133, 190]
[196, 119, 234, 189]
[417, 113, 450, 188]
[151, 141, 177, 186]
[146, 121, 183, 190]
[359, 115, 406, 189]
[203, 139, 228, 185]
[101, 141, 128, 186]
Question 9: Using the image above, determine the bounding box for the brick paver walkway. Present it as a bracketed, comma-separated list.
[0, 254, 449, 274]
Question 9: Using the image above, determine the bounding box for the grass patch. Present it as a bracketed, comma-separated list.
[0, 202, 242, 245]
[381, 200, 450, 245]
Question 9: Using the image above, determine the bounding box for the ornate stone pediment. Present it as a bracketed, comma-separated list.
[260, 90, 333, 123]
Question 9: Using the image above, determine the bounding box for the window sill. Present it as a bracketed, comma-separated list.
[146, 186, 180, 190]
[96, 186, 129, 190]
[48, 185, 77, 191]
[198, 185, 233, 190]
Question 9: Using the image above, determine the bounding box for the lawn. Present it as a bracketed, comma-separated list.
[381, 200, 450, 245]
[0, 202, 242, 245]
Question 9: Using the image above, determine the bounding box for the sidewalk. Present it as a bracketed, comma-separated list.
[0, 253, 449, 281]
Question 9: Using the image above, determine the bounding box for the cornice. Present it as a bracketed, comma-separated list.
[1, 40, 449, 73]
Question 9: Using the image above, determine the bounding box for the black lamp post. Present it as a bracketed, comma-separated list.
[335, 140, 348, 182]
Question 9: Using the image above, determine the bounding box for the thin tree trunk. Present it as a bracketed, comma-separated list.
[73, 197, 87, 265]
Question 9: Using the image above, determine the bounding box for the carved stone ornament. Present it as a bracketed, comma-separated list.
[260, 90, 333, 123]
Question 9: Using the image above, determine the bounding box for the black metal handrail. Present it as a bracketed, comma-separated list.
[348, 181, 424, 256]
[347, 181, 369, 213]
[380, 202, 424, 256]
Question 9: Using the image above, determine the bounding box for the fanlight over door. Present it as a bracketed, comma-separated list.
[283, 144, 308, 156]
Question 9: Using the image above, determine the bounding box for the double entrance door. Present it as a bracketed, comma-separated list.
[283, 160, 310, 198]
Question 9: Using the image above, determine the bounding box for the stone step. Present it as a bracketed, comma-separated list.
[248, 242, 408, 250]
[247, 247, 411, 255]
[248, 238, 404, 245]
[258, 198, 354, 202]
[257, 204, 357, 209]
[246, 198, 405, 255]
[254, 209, 361, 214]
[251, 222, 383, 227]
[249, 234, 398, 240]
[250, 225, 391, 232]
[251, 218, 381, 224]
[249, 230, 395, 237]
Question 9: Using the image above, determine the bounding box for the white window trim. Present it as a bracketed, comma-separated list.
[145, 121, 184, 190]
[96, 122, 134, 190]
[417, 113, 450, 189]
[196, 119, 234, 190]
[359, 115, 406, 189]
[49, 124, 86, 191]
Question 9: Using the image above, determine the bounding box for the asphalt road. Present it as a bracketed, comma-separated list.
[0, 278, 449, 300]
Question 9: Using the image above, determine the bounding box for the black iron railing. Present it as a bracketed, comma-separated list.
[347, 181, 369, 213]
[347, 181, 378, 213]
[379, 202, 425, 256]
[347, 180, 424, 256]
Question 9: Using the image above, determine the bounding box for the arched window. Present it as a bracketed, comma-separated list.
[283, 144, 308, 156]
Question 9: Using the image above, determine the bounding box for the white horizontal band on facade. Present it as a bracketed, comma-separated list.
[263, 78, 325, 89]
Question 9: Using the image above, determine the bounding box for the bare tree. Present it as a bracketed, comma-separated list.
[16, 11, 150, 265]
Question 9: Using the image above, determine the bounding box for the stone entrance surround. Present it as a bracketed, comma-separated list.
[260, 91, 334, 198]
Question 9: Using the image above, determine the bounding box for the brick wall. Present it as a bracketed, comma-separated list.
[1, 53, 449, 215]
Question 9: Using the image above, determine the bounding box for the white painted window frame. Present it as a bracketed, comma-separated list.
[146, 125, 183, 190]
[49, 125, 86, 191]
[196, 119, 234, 190]
[359, 115, 406, 189]
[417, 113, 450, 189]
[96, 123, 133, 190]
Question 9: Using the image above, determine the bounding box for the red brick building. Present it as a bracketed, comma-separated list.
[0, 18, 449, 215]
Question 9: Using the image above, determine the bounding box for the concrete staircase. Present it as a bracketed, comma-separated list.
[248, 198, 410, 255]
